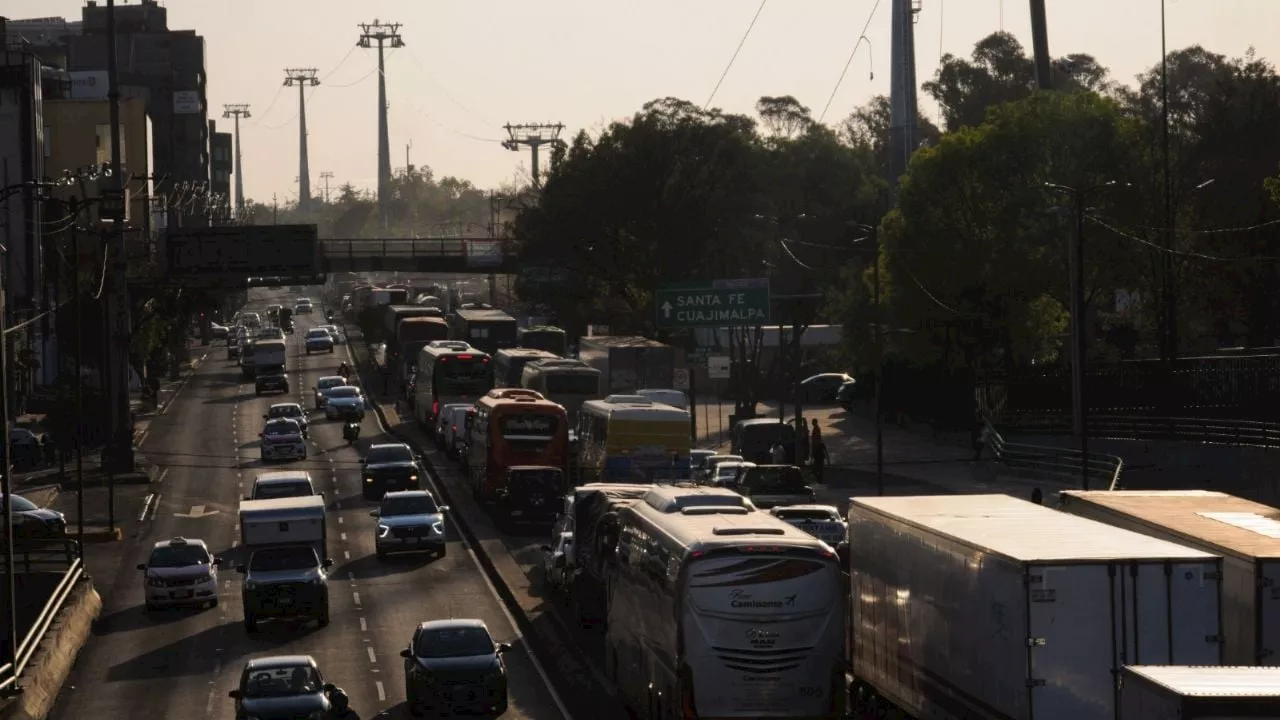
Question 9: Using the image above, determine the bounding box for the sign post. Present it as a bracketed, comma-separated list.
[655, 278, 771, 329]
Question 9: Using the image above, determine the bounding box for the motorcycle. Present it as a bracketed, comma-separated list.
[325, 310, 336, 323]
[342, 420, 361, 444]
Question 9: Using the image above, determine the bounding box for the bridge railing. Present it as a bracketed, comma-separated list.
[319, 237, 514, 259]
[0, 537, 85, 697]
[984, 417, 1126, 491]
[1001, 413, 1280, 449]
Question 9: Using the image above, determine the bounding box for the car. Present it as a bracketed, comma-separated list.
[689, 449, 718, 479]
[294, 299, 314, 314]
[836, 378, 860, 410]
[372, 490, 448, 559]
[710, 460, 756, 487]
[259, 418, 307, 462]
[137, 536, 220, 610]
[799, 372, 854, 404]
[734, 464, 816, 509]
[241, 312, 262, 328]
[256, 326, 286, 341]
[209, 322, 229, 340]
[698, 454, 743, 482]
[360, 443, 422, 500]
[264, 403, 309, 437]
[495, 466, 564, 528]
[313, 376, 346, 409]
[228, 655, 338, 718]
[401, 619, 510, 716]
[254, 369, 289, 396]
[319, 324, 342, 344]
[304, 328, 334, 354]
[236, 546, 332, 632]
[323, 386, 366, 420]
[769, 504, 849, 546]
[540, 532, 574, 594]
[2, 493, 66, 540]
[433, 402, 471, 448]
[246, 471, 317, 501]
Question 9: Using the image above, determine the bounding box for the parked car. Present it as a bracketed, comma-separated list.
[2, 493, 66, 541]
[799, 372, 854, 404]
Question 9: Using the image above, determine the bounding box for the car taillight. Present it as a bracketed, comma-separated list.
[432, 401, 439, 416]
[681, 681, 697, 719]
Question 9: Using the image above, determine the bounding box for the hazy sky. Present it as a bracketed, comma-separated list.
[10, 1, 1278, 204]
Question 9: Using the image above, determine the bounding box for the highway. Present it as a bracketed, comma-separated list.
[48, 288, 567, 719]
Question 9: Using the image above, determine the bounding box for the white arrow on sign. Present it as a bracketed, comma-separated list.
[174, 505, 220, 519]
[662, 301, 673, 318]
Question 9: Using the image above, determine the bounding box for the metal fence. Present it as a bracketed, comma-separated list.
[0, 538, 85, 697]
[983, 418, 1125, 492]
[1000, 413, 1280, 449]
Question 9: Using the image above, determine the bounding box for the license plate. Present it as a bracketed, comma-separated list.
[172, 590, 193, 599]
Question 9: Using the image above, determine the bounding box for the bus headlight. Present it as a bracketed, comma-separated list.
[378, 524, 391, 537]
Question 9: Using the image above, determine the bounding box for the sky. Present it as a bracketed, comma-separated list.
[9, 1, 1279, 204]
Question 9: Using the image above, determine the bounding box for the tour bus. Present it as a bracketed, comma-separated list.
[607, 485, 845, 719]
[521, 358, 602, 426]
[493, 348, 560, 388]
[413, 341, 493, 431]
[465, 389, 569, 502]
[577, 395, 691, 482]
[518, 325, 568, 357]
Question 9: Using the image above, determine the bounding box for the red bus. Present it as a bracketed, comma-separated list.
[464, 389, 569, 502]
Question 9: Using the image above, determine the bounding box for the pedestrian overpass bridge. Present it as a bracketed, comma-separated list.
[319, 237, 519, 274]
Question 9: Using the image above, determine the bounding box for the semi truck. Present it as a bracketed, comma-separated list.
[1059, 489, 1280, 666]
[560, 483, 652, 626]
[1120, 665, 1280, 719]
[447, 303, 517, 355]
[847, 493, 1225, 720]
[577, 336, 674, 394]
[241, 338, 286, 380]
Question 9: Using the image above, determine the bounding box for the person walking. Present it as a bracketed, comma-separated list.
[811, 438, 828, 484]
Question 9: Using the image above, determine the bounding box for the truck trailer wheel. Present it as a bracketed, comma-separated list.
[316, 604, 330, 627]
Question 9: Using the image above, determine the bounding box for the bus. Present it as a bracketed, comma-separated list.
[447, 303, 518, 355]
[518, 325, 568, 357]
[413, 341, 493, 431]
[465, 389, 569, 502]
[521, 358, 602, 426]
[606, 484, 845, 719]
[577, 395, 691, 482]
[493, 348, 560, 388]
[395, 316, 450, 386]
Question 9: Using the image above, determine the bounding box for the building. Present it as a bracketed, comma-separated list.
[44, 96, 153, 230]
[67, 0, 209, 227]
[209, 120, 231, 224]
[3, 16, 81, 68]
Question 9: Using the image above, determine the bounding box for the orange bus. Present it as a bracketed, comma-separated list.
[464, 388, 569, 502]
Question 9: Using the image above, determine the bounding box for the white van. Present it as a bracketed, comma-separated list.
[433, 402, 471, 452]
[443, 405, 471, 459]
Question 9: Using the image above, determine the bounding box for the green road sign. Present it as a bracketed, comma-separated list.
[655, 278, 771, 328]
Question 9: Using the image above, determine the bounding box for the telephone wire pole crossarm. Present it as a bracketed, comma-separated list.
[501, 123, 566, 188]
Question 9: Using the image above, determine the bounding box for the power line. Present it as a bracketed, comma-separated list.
[704, 0, 769, 109]
[818, 0, 882, 123]
[1087, 214, 1280, 262]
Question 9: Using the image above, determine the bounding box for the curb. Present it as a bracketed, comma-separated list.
[0, 580, 101, 720]
[81, 527, 122, 544]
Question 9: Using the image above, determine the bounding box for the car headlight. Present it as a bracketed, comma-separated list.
[432, 522, 445, 535]
[146, 577, 166, 588]
[364, 477, 375, 484]
[409, 475, 418, 482]
[378, 524, 390, 537]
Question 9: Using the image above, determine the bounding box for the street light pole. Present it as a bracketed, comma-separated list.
[845, 221, 884, 493]
[1160, 0, 1176, 362]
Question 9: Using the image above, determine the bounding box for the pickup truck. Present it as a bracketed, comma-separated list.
[236, 544, 332, 632]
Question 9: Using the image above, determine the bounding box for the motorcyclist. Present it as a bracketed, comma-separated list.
[328, 687, 359, 719]
[337, 361, 351, 381]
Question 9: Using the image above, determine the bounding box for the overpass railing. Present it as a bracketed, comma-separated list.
[319, 237, 513, 261]
[0, 538, 85, 697]
[1002, 413, 1280, 449]
[984, 417, 1126, 491]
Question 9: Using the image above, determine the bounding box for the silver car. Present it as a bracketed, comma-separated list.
[264, 402, 309, 437]
[769, 504, 848, 547]
[324, 386, 366, 420]
[137, 536, 221, 610]
[372, 490, 449, 559]
[304, 328, 334, 354]
[313, 375, 346, 409]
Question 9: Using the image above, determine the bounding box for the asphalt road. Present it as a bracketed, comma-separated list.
[48, 289, 566, 720]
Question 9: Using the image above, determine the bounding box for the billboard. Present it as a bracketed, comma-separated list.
[69, 70, 108, 99]
[160, 225, 320, 283]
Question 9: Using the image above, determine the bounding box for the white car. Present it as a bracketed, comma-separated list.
[540, 532, 574, 593]
[304, 328, 334, 354]
[769, 505, 848, 547]
[313, 376, 346, 409]
[256, 326, 285, 341]
[319, 324, 343, 344]
[260, 418, 307, 461]
[711, 460, 756, 487]
[263, 402, 309, 437]
[323, 386, 366, 420]
[137, 537, 221, 610]
[699, 454, 743, 483]
[295, 299, 314, 314]
[247, 471, 317, 501]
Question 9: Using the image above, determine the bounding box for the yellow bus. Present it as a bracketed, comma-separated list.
[576, 395, 691, 482]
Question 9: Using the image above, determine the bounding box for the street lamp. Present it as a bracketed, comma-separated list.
[1043, 180, 1129, 490]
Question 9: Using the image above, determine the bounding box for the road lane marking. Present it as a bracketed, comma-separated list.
[138, 493, 156, 522]
[344, 550, 350, 560]
[359, 617, 367, 632]
[337, 517, 343, 524]
[340, 532, 347, 541]
[367, 647, 376, 663]
[155, 468, 170, 485]
[375, 680, 386, 701]
[353, 591, 361, 605]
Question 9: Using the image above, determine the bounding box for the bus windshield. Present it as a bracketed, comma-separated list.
[434, 356, 492, 394]
[545, 374, 599, 395]
[500, 413, 559, 438]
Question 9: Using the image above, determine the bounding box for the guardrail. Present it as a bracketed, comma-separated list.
[319, 237, 512, 259]
[1001, 413, 1280, 449]
[0, 537, 85, 697]
[984, 418, 1125, 491]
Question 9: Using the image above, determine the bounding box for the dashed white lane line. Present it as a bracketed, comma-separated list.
[375, 681, 386, 702]
[337, 516, 343, 524]
[352, 591, 361, 605]
[359, 617, 367, 632]
[340, 532, 347, 541]
[344, 550, 351, 560]
[367, 647, 377, 664]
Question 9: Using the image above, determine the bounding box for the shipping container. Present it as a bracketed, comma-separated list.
[1120, 665, 1280, 719]
[1060, 490, 1280, 666]
[848, 494, 1224, 720]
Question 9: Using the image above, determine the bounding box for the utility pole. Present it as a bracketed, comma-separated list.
[887, 0, 921, 192]
[104, 0, 133, 477]
[501, 123, 566, 188]
[1028, 0, 1053, 89]
[272, 194, 279, 224]
[357, 20, 404, 229]
[222, 103, 250, 214]
[405, 140, 413, 174]
[1159, 0, 1176, 362]
[284, 69, 319, 215]
[320, 171, 334, 204]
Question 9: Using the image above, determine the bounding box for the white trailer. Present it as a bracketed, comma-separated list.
[239, 495, 327, 558]
[1120, 665, 1280, 719]
[847, 494, 1225, 720]
[1060, 490, 1280, 666]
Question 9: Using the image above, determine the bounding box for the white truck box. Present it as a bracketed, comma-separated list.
[239, 495, 327, 558]
[848, 494, 1224, 720]
[1061, 490, 1280, 666]
[1121, 665, 1280, 719]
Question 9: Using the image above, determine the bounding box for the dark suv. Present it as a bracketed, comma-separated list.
[496, 466, 565, 529]
[361, 443, 423, 501]
[255, 369, 289, 396]
[236, 545, 332, 632]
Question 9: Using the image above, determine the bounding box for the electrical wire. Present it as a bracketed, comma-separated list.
[1087, 214, 1280, 262]
[258, 85, 320, 131]
[4, 246, 109, 336]
[248, 83, 286, 127]
[899, 261, 963, 315]
[402, 47, 492, 125]
[818, 0, 882, 123]
[1091, 213, 1280, 237]
[779, 239, 819, 271]
[704, 0, 769, 109]
[324, 64, 380, 89]
[318, 45, 359, 81]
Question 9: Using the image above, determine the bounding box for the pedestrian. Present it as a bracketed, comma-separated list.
[811, 438, 828, 484]
[810, 418, 822, 444]
[770, 439, 787, 465]
[1030, 487, 1044, 505]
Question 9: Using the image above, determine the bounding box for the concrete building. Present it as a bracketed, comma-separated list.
[67, 0, 209, 227]
[209, 120, 231, 224]
[44, 96, 153, 231]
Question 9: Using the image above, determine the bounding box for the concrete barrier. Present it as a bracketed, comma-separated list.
[0, 579, 101, 720]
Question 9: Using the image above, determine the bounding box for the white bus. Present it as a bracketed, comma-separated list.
[577, 396, 690, 482]
[606, 485, 845, 719]
[522, 358, 602, 426]
[493, 348, 560, 388]
[413, 340, 493, 430]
